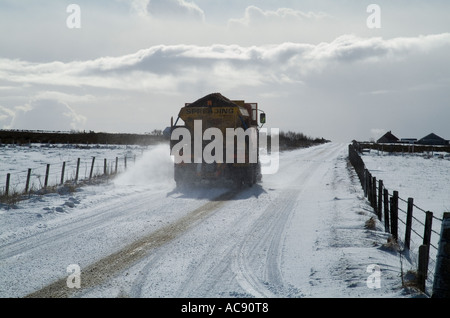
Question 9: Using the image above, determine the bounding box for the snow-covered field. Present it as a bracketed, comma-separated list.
[362, 149, 450, 294]
[362, 149, 450, 219]
[0, 142, 425, 298]
[0, 143, 145, 196]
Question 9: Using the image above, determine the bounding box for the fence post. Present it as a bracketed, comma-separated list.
[104, 158, 107, 176]
[377, 180, 383, 221]
[25, 168, 32, 193]
[404, 198, 414, 250]
[417, 244, 429, 293]
[60, 162, 66, 185]
[124, 155, 127, 170]
[367, 171, 372, 204]
[115, 157, 118, 174]
[89, 157, 95, 180]
[5, 173, 10, 196]
[384, 188, 390, 232]
[432, 212, 450, 298]
[364, 169, 368, 197]
[372, 176, 377, 211]
[417, 211, 434, 293]
[75, 158, 80, 183]
[44, 164, 50, 188]
[390, 191, 398, 241]
[423, 211, 433, 248]
[365, 171, 369, 199]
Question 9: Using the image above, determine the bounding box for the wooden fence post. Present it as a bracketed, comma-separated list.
[5, 173, 10, 196]
[124, 155, 127, 170]
[363, 169, 368, 197]
[404, 198, 414, 250]
[390, 191, 398, 241]
[115, 157, 118, 174]
[25, 168, 32, 193]
[60, 162, 66, 185]
[104, 158, 107, 176]
[423, 211, 433, 248]
[384, 188, 390, 232]
[418, 244, 429, 293]
[417, 211, 434, 293]
[75, 158, 80, 183]
[432, 213, 450, 298]
[89, 157, 95, 180]
[377, 180, 383, 221]
[365, 171, 369, 199]
[372, 176, 377, 211]
[44, 164, 50, 188]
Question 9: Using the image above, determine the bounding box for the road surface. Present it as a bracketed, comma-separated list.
[0, 143, 408, 298]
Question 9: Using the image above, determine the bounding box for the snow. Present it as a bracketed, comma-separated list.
[0, 143, 144, 195]
[0, 142, 425, 298]
[362, 149, 450, 294]
[362, 149, 450, 219]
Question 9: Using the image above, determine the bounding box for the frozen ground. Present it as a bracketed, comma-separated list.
[0, 143, 424, 298]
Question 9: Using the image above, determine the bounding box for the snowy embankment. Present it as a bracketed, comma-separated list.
[0, 143, 422, 298]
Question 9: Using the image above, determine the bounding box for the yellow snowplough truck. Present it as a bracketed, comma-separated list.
[169, 93, 266, 186]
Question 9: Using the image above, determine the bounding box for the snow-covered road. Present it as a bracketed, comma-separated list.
[0, 143, 419, 298]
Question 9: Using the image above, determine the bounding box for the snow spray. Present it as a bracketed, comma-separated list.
[114, 143, 174, 187]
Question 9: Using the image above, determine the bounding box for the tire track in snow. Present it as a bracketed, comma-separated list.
[166, 192, 265, 298]
[127, 143, 345, 298]
[150, 146, 336, 298]
[232, 190, 298, 297]
[233, 143, 345, 297]
[170, 143, 344, 298]
[25, 189, 240, 298]
[167, 144, 343, 298]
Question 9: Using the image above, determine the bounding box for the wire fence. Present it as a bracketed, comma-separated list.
[0, 151, 139, 202]
[349, 142, 447, 296]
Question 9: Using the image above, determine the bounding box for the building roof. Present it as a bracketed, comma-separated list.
[418, 133, 449, 145]
[420, 133, 445, 141]
[377, 131, 399, 143]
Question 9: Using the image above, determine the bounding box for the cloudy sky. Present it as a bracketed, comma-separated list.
[0, 0, 449, 142]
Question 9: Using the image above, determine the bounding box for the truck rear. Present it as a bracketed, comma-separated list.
[169, 93, 265, 186]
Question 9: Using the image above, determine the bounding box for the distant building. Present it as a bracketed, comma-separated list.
[377, 131, 399, 144]
[400, 138, 417, 144]
[417, 133, 449, 146]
